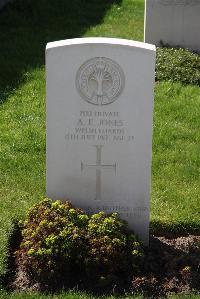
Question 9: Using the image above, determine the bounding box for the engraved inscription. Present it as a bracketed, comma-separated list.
[81, 145, 116, 200]
[76, 57, 125, 106]
[157, 0, 200, 5]
[86, 205, 148, 218]
[65, 110, 135, 143]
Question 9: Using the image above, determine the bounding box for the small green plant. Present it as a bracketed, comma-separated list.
[156, 47, 200, 86]
[83, 211, 143, 287]
[15, 198, 89, 287]
[15, 199, 143, 289]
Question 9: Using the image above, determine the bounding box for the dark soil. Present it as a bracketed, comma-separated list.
[132, 235, 200, 298]
[7, 233, 200, 298]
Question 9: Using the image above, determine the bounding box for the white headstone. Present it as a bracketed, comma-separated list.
[145, 0, 200, 52]
[46, 38, 156, 244]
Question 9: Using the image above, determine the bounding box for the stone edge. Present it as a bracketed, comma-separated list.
[46, 37, 156, 53]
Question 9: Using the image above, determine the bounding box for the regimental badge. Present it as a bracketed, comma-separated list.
[76, 57, 125, 106]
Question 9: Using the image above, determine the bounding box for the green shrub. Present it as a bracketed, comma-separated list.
[156, 47, 200, 86]
[83, 211, 143, 287]
[15, 199, 143, 289]
[15, 198, 89, 287]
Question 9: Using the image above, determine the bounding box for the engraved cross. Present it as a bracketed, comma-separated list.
[81, 145, 116, 201]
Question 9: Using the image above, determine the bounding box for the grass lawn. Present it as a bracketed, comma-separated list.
[0, 0, 199, 297]
[0, 292, 200, 299]
[0, 291, 142, 299]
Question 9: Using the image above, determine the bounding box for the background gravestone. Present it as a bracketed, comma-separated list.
[46, 38, 156, 244]
[145, 0, 200, 53]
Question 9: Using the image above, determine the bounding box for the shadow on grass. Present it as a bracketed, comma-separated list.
[0, 0, 122, 104]
[0, 220, 22, 290]
[151, 221, 200, 237]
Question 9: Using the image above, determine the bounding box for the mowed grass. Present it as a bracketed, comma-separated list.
[0, 0, 200, 296]
[1, 292, 200, 299]
[152, 82, 200, 232]
[0, 291, 143, 299]
[85, 0, 144, 40]
[0, 292, 139, 299]
[0, 292, 200, 299]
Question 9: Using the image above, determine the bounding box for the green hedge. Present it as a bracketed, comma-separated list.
[156, 47, 200, 86]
